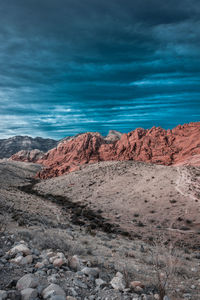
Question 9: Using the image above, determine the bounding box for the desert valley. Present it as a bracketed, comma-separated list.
[0, 123, 199, 300]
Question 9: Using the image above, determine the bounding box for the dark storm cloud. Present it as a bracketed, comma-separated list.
[0, 0, 200, 138]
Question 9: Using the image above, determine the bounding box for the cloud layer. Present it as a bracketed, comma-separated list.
[0, 0, 200, 138]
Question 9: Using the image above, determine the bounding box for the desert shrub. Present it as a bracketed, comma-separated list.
[28, 229, 72, 252]
[148, 233, 183, 300]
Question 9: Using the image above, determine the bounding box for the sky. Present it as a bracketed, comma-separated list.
[0, 0, 200, 139]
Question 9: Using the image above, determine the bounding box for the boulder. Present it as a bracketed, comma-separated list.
[11, 255, 33, 265]
[16, 274, 39, 291]
[42, 284, 66, 299]
[21, 288, 38, 300]
[8, 244, 31, 257]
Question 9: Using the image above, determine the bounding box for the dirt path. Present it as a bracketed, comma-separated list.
[176, 166, 200, 201]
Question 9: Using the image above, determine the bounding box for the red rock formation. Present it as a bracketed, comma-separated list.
[10, 122, 200, 179]
[37, 133, 105, 178]
[10, 149, 45, 163]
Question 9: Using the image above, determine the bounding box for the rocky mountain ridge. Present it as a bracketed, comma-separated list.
[10, 122, 200, 179]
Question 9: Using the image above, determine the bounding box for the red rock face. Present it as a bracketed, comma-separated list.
[10, 122, 200, 179]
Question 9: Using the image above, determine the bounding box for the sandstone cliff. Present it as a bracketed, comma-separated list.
[30, 122, 200, 179]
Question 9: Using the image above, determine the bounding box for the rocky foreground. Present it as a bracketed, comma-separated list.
[0, 237, 168, 300]
[10, 122, 200, 179]
[0, 160, 200, 300]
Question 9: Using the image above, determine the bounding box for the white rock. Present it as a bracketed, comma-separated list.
[10, 254, 33, 265]
[10, 255, 23, 264]
[16, 274, 39, 291]
[8, 244, 31, 257]
[110, 272, 126, 291]
[49, 256, 58, 263]
[21, 288, 38, 300]
[42, 284, 66, 299]
[56, 252, 65, 259]
[95, 278, 106, 287]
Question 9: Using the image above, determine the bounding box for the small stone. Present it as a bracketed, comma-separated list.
[33, 248, 40, 256]
[130, 281, 143, 288]
[16, 274, 39, 291]
[48, 274, 59, 284]
[53, 258, 65, 268]
[10, 255, 23, 264]
[134, 286, 143, 292]
[49, 253, 66, 265]
[68, 255, 81, 271]
[7, 290, 21, 300]
[35, 270, 47, 277]
[51, 296, 66, 300]
[20, 255, 33, 265]
[49, 256, 57, 263]
[21, 288, 38, 300]
[163, 296, 171, 300]
[81, 267, 99, 278]
[45, 250, 54, 256]
[154, 294, 160, 300]
[110, 272, 126, 291]
[66, 297, 77, 300]
[95, 278, 106, 287]
[0, 291, 7, 300]
[35, 262, 45, 268]
[74, 279, 88, 289]
[42, 284, 66, 299]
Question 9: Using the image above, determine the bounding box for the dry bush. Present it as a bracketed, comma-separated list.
[19, 229, 72, 252]
[148, 232, 183, 300]
[122, 264, 131, 288]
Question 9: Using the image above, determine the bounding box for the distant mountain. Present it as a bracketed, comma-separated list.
[10, 149, 45, 163]
[0, 136, 57, 159]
